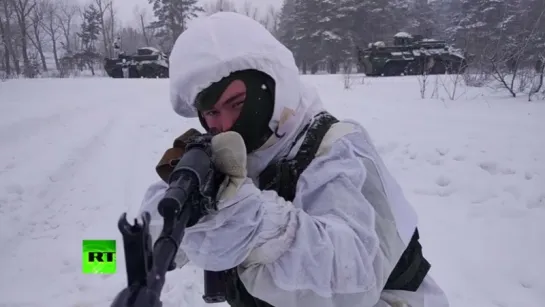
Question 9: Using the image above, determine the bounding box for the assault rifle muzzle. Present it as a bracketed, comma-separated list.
[111, 133, 226, 307]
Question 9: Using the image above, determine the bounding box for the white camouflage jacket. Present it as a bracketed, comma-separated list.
[139, 11, 450, 307]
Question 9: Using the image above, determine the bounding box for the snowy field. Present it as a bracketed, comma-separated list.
[0, 75, 544, 307]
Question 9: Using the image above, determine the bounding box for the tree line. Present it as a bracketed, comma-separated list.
[1, 0, 544, 79]
[276, 0, 544, 75]
[0, 0, 280, 78]
[0, 0, 123, 77]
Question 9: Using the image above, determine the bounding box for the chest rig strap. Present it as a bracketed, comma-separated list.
[225, 112, 339, 307]
[258, 111, 339, 201]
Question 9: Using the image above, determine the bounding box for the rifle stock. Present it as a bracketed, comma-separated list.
[111, 134, 226, 307]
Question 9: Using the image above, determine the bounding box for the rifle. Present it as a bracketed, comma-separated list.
[111, 133, 227, 307]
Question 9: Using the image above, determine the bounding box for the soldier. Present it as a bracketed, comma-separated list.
[140, 12, 449, 307]
[113, 36, 122, 58]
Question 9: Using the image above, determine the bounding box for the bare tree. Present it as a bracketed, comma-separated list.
[417, 71, 430, 99]
[342, 58, 356, 89]
[438, 64, 466, 101]
[132, 5, 155, 47]
[487, 1, 545, 98]
[529, 56, 544, 101]
[0, 0, 21, 75]
[94, 0, 112, 57]
[106, 0, 116, 53]
[241, 0, 258, 20]
[28, 0, 48, 71]
[203, 0, 237, 15]
[56, 0, 78, 54]
[40, 0, 60, 70]
[490, 52, 531, 98]
[137, 7, 149, 45]
[11, 0, 37, 77]
[0, 12, 7, 74]
[263, 5, 280, 36]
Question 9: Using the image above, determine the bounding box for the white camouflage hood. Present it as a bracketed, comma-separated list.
[169, 12, 325, 178]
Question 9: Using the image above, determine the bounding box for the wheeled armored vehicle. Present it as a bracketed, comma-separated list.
[104, 47, 169, 78]
[357, 32, 468, 76]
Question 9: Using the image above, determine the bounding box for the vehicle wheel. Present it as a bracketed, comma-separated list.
[159, 67, 169, 78]
[383, 63, 402, 76]
[431, 61, 447, 74]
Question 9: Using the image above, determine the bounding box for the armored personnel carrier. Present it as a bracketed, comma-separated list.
[357, 32, 467, 77]
[104, 47, 169, 78]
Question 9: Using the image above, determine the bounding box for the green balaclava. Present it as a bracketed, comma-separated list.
[195, 69, 275, 153]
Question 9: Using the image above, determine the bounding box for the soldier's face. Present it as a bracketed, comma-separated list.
[200, 79, 246, 133]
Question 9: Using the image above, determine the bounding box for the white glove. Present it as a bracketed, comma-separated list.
[211, 131, 248, 204]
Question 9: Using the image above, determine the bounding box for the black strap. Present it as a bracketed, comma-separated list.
[258, 111, 339, 201]
[259, 111, 431, 293]
[384, 229, 431, 291]
[224, 112, 339, 307]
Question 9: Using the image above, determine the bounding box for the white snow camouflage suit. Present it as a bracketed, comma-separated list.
[139, 11, 450, 307]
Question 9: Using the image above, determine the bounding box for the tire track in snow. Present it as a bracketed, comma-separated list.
[0, 104, 121, 242]
[0, 104, 109, 179]
[0, 114, 118, 255]
[0, 110, 179, 307]
[0, 112, 124, 306]
[0, 104, 98, 146]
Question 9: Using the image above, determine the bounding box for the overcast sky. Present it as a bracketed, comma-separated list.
[79, 0, 283, 26]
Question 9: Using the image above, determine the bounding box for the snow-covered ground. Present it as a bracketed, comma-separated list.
[0, 75, 544, 307]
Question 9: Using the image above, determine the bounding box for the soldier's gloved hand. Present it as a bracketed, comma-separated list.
[210, 131, 248, 208]
[180, 130, 292, 271]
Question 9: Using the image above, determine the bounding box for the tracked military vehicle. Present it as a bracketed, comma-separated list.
[104, 47, 169, 78]
[357, 32, 467, 77]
